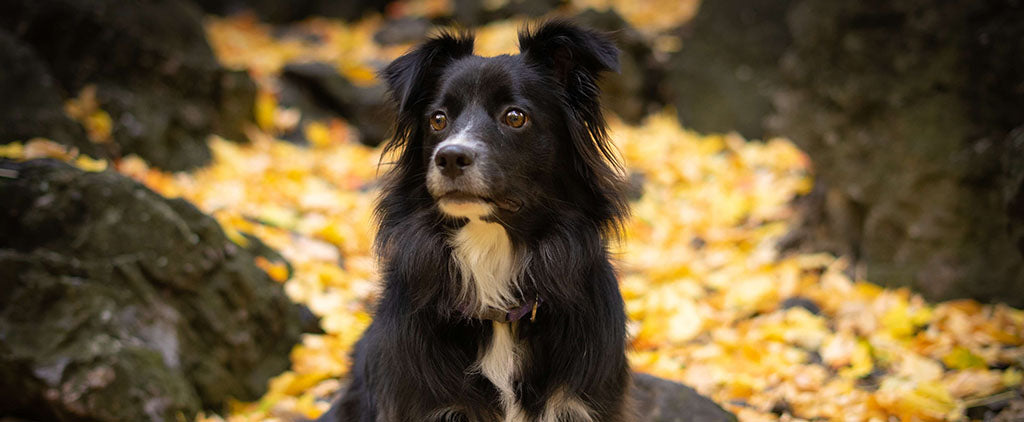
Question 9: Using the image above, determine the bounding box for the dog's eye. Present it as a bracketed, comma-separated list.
[503, 109, 527, 128]
[429, 112, 447, 131]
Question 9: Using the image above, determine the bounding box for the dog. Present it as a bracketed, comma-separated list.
[317, 20, 631, 422]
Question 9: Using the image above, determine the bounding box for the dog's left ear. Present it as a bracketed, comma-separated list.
[382, 31, 475, 115]
[518, 20, 619, 93]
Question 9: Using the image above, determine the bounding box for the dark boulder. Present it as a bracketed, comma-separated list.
[450, 0, 563, 27]
[279, 62, 393, 147]
[373, 17, 433, 46]
[663, 0, 793, 139]
[632, 373, 737, 422]
[193, 0, 392, 23]
[0, 159, 302, 421]
[651, 0, 1024, 305]
[0, 30, 102, 159]
[0, 0, 256, 171]
[771, 0, 1024, 306]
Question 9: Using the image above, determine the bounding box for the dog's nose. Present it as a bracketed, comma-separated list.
[434, 145, 475, 179]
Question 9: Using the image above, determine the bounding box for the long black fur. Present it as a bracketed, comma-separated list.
[318, 20, 631, 422]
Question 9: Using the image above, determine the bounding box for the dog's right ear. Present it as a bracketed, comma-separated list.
[382, 31, 475, 114]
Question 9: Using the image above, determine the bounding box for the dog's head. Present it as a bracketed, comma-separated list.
[379, 21, 627, 231]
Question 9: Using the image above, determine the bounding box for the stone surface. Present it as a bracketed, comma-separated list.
[638, 0, 1024, 306]
[0, 30, 102, 159]
[450, 0, 563, 27]
[663, 0, 793, 139]
[192, 0, 391, 23]
[631, 373, 737, 422]
[0, 0, 256, 171]
[279, 62, 393, 147]
[373, 17, 433, 46]
[771, 0, 1024, 306]
[0, 159, 302, 421]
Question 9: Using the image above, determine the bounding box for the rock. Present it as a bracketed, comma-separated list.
[373, 17, 433, 46]
[280, 62, 393, 147]
[0, 0, 256, 171]
[0, 30, 102, 159]
[450, 0, 563, 27]
[771, 0, 1024, 306]
[1005, 127, 1024, 258]
[192, 0, 391, 23]
[632, 373, 737, 422]
[0, 159, 302, 421]
[663, 0, 792, 139]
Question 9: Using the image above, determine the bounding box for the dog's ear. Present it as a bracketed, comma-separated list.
[518, 20, 619, 92]
[382, 31, 475, 114]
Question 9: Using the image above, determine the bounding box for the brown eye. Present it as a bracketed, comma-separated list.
[503, 109, 527, 128]
[430, 112, 447, 131]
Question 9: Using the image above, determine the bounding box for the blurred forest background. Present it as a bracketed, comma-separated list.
[1, 0, 1023, 421]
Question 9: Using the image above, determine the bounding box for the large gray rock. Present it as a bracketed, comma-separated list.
[192, 0, 391, 23]
[0, 159, 302, 421]
[0, 30, 102, 160]
[0, 0, 256, 171]
[650, 0, 1024, 305]
[279, 62, 393, 147]
[663, 0, 793, 139]
[450, 0, 563, 27]
[632, 373, 736, 422]
[771, 0, 1024, 306]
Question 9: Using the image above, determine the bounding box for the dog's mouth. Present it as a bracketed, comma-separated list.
[439, 191, 488, 204]
[437, 191, 523, 213]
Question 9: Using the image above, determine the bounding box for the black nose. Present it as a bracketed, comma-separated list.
[435, 145, 475, 179]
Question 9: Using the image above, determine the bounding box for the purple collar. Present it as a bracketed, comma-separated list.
[470, 297, 543, 323]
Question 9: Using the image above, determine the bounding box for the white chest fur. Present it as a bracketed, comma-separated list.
[449, 219, 595, 421]
[482, 321, 524, 421]
[451, 219, 525, 420]
[450, 219, 519, 313]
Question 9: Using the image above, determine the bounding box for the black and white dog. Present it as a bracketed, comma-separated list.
[318, 21, 631, 422]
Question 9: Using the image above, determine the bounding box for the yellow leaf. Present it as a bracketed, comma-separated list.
[305, 121, 332, 148]
[341, 64, 378, 86]
[257, 205, 300, 229]
[1003, 368, 1022, 388]
[222, 225, 250, 247]
[839, 340, 874, 379]
[255, 91, 277, 132]
[255, 256, 289, 282]
[85, 110, 113, 142]
[881, 299, 916, 339]
[942, 346, 986, 370]
[0, 142, 24, 159]
[74, 155, 108, 172]
[23, 138, 76, 161]
[665, 298, 704, 343]
[877, 379, 958, 421]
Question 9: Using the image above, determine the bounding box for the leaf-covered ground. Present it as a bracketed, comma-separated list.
[4, 1, 1022, 421]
